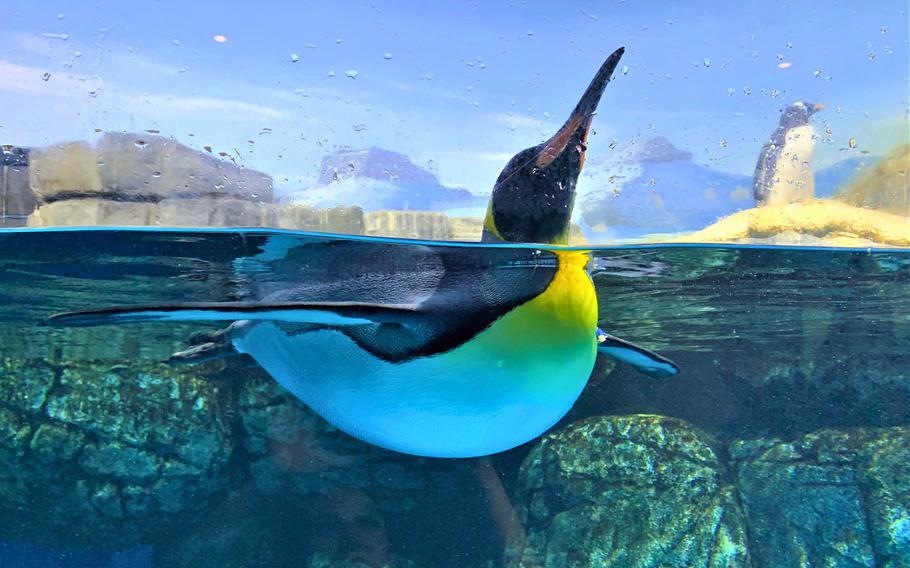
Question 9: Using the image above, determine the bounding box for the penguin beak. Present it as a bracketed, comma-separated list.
[536, 47, 625, 168]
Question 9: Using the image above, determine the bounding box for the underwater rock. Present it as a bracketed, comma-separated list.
[509, 414, 749, 567]
[0, 358, 234, 547]
[837, 144, 910, 216]
[731, 427, 910, 567]
[234, 370, 498, 566]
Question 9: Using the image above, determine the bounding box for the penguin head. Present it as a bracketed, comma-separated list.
[780, 101, 824, 128]
[483, 48, 625, 245]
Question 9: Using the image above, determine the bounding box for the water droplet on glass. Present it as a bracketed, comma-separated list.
[848, 137, 857, 149]
[719, 138, 727, 147]
[203, 146, 212, 153]
[621, 66, 629, 75]
[383, 53, 393, 60]
[419, 74, 433, 81]
[41, 72, 51, 81]
[880, 26, 888, 34]
[647, 178, 657, 186]
[770, 89, 780, 99]
[813, 69, 821, 77]
[726, 88, 735, 96]
[867, 52, 876, 60]
[134, 140, 148, 149]
[335, 38, 343, 44]
[352, 123, 367, 132]
[146, 129, 159, 134]
[93, 128, 102, 133]
[609, 140, 618, 150]
[328, 71, 336, 77]
[173, 39, 182, 47]
[151, 171, 161, 178]
[88, 89, 98, 97]
[290, 53, 299, 63]
[345, 69, 359, 79]
[743, 87, 751, 95]
[703, 58, 711, 68]
[786, 41, 793, 49]
[775, 53, 784, 61]
[57, 13, 64, 19]
[527, 30, 534, 36]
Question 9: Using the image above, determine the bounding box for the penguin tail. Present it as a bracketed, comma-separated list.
[595, 328, 680, 378]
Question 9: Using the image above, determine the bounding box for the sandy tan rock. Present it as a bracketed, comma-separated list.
[275, 204, 365, 234]
[156, 198, 267, 228]
[97, 133, 273, 202]
[364, 211, 451, 240]
[28, 199, 157, 227]
[837, 144, 909, 216]
[28, 142, 102, 201]
[675, 199, 910, 247]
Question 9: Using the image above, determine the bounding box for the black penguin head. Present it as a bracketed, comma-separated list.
[780, 101, 824, 128]
[483, 47, 625, 245]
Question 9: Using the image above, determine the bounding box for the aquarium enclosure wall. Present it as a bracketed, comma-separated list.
[0, 1, 908, 567]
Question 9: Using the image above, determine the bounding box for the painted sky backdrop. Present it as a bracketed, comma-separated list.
[1, 0, 907, 197]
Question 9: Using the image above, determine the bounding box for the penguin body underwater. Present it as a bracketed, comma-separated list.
[753, 101, 825, 206]
[46, 47, 677, 458]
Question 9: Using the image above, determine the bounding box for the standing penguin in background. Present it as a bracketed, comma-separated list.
[753, 101, 825, 206]
[45, 47, 677, 458]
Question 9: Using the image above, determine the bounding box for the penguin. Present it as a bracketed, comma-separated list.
[753, 101, 825, 206]
[44, 46, 677, 458]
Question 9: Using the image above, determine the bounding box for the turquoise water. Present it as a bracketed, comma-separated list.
[0, 228, 908, 567]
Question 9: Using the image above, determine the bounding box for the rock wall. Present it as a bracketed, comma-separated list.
[837, 144, 910, 216]
[0, 359, 234, 548]
[29, 133, 273, 203]
[509, 415, 910, 568]
[1, 146, 35, 227]
[364, 210, 451, 240]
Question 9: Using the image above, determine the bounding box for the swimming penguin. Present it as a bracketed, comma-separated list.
[45, 46, 677, 458]
[753, 101, 825, 206]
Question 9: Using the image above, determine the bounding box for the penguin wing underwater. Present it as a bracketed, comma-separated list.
[46, 242, 564, 364]
[44, 46, 677, 457]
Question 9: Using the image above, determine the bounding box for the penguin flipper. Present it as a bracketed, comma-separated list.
[595, 328, 679, 378]
[42, 301, 424, 328]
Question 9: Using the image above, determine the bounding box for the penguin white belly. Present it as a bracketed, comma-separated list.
[766, 124, 816, 205]
[233, 317, 596, 458]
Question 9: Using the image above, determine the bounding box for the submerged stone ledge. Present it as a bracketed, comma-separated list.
[511, 415, 910, 568]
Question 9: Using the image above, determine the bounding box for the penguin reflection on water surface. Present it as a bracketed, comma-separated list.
[46, 47, 677, 458]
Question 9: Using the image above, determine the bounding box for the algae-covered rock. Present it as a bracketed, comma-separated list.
[837, 144, 909, 216]
[0, 358, 234, 547]
[509, 414, 750, 568]
[732, 427, 910, 568]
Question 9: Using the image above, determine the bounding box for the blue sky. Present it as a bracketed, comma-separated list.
[1, 0, 907, 196]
